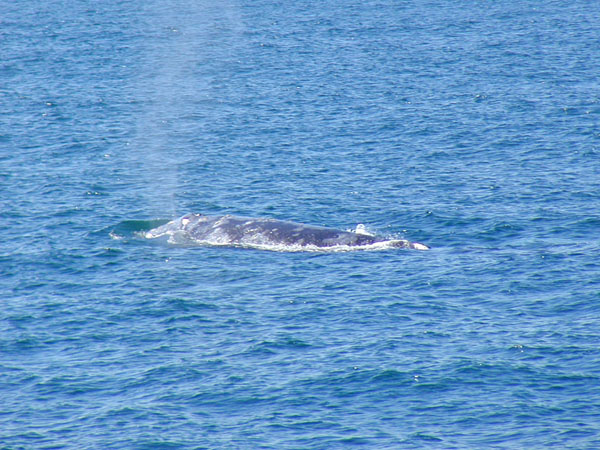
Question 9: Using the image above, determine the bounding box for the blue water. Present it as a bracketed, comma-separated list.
[2, 0, 600, 448]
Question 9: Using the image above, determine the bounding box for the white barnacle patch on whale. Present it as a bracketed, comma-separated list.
[354, 224, 373, 236]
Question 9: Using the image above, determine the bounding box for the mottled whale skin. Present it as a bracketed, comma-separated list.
[145, 213, 429, 251]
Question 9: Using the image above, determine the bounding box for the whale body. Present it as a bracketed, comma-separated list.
[144, 213, 429, 251]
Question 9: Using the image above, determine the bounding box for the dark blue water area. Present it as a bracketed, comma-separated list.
[2, 0, 600, 448]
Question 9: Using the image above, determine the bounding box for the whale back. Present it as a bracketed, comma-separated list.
[145, 213, 428, 251]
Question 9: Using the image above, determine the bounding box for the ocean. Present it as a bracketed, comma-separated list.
[2, 0, 600, 448]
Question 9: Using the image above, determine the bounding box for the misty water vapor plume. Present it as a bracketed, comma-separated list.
[130, 0, 245, 217]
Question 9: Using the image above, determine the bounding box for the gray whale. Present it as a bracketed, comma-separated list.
[145, 213, 429, 251]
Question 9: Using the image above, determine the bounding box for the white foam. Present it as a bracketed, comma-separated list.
[181, 239, 411, 253]
[109, 231, 124, 240]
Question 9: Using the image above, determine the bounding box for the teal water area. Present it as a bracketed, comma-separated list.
[2, 0, 600, 448]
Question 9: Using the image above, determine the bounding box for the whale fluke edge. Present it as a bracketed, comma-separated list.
[144, 213, 429, 252]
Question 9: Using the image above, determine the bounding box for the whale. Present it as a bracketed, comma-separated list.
[144, 213, 429, 251]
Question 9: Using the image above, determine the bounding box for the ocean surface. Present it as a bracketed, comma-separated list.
[2, 0, 600, 448]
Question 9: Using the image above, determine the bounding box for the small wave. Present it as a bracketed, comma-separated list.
[108, 219, 171, 241]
